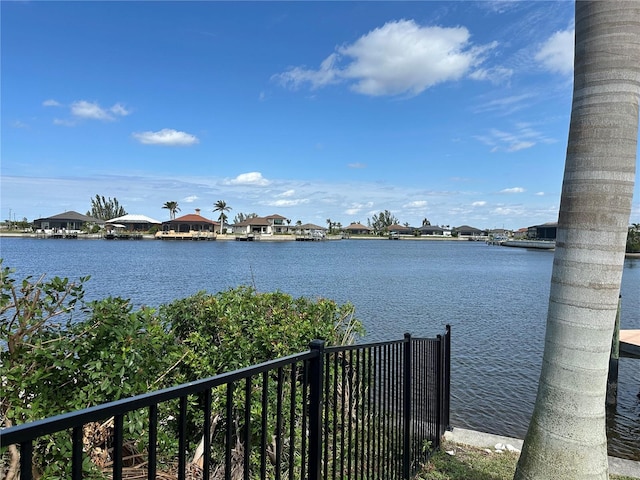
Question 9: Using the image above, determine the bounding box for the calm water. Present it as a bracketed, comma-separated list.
[1, 237, 639, 459]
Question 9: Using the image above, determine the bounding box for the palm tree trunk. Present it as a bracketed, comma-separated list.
[515, 2, 640, 479]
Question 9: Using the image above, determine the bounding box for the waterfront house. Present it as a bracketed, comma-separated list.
[514, 227, 529, 239]
[488, 228, 512, 240]
[387, 224, 414, 235]
[418, 225, 445, 236]
[33, 211, 103, 233]
[296, 223, 327, 237]
[232, 214, 290, 236]
[343, 222, 372, 235]
[105, 214, 162, 232]
[266, 214, 289, 234]
[527, 222, 558, 240]
[454, 225, 485, 238]
[156, 209, 218, 240]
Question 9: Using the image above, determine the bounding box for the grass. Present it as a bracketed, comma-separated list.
[416, 440, 637, 480]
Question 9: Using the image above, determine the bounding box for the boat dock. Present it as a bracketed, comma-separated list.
[501, 239, 555, 250]
[155, 232, 215, 241]
[235, 234, 256, 241]
[36, 231, 78, 239]
[295, 234, 324, 241]
[620, 330, 640, 358]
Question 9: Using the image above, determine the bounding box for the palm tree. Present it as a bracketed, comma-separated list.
[162, 201, 180, 220]
[326, 218, 332, 234]
[213, 200, 231, 235]
[515, 2, 640, 479]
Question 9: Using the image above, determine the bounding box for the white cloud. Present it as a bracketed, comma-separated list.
[472, 201, 487, 206]
[472, 94, 534, 115]
[492, 205, 527, 216]
[403, 200, 427, 208]
[53, 118, 76, 127]
[535, 192, 545, 196]
[274, 19, 501, 97]
[500, 187, 525, 194]
[43, 99, 61, 107]
[183, 195, 199, 203]
[11, 120, 29, 128]
[265, 198, 310, 207]
[110, 103, 131, 116]
[468, 66, 513, 84]
[46, 99, 130, 125]
[277, 189, 296, 197]
[348, 162, 367, 169]
[535, 28, 574, 76]
[345, 202, 373, 215]
[474, 123, 552, 152]
[225, 172, 271, 186]
[68, 100, 131, 121]
[132, 128, 199, 146]
[275, 53, 341, 91]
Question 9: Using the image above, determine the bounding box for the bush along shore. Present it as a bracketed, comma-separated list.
[0, 261, 364, 478]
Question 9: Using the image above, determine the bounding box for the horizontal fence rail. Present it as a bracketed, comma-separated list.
[1, 326, 450, 480]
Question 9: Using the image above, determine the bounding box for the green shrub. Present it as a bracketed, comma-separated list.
[1, 263, 363, 478]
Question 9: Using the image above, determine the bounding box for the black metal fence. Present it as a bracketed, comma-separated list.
[1, 326, 450, 480]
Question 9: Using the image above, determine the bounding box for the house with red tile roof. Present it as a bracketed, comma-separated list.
[387, 224, 413, 235]
[155, 209, 218, 240]
[343, 222, 372, 235]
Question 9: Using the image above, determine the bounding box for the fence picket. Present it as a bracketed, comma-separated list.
[1, 329, 450, 480]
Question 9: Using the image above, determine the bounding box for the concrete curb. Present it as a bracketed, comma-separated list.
[444, 427, 640, 479]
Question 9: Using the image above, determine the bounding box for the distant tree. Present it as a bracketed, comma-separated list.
[213, 200, 231, 234]
[368, 210, 399, 235]
[326, 218, 332, 234]
[422, 218, 431, 226]
[162, 201, 180, 220]
[87, 195, 126, 220]
[626, 224, 640, 253]
[233, 212, 258, 224]
[295, 220, 302, 227]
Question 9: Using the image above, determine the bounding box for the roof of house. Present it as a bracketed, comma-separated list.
[344, 222, 371, 230]
[388, 224, 413, 232]
[34, 211, 103, 223]
[266, 214, 288, 220]
[419, 225, 444, 231]
[168, 213, 218, 225]
[455, 225, 482, 232]
[530, 222, 558, 228]
[106, 214, 162, 224]
[234, 217, 271, 227]
[299, 223, 326, 230]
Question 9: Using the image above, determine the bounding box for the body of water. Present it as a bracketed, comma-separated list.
[1, 237, 639, 459]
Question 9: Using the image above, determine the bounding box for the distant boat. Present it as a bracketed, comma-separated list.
[502, 239, 555, 250]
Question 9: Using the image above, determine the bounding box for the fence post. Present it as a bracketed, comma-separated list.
[607, 296, 621, 407]
[436, 334, 443, 440]
[308, 339, 325, 480]
[444, 324, 451, 431]
[403, 332, 412, 480]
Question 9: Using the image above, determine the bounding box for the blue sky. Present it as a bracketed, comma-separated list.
[2, 1, 638, 230]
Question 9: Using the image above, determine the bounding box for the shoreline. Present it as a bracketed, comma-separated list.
[2, 232, 640, 256]
[0, 232, 464, 242]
